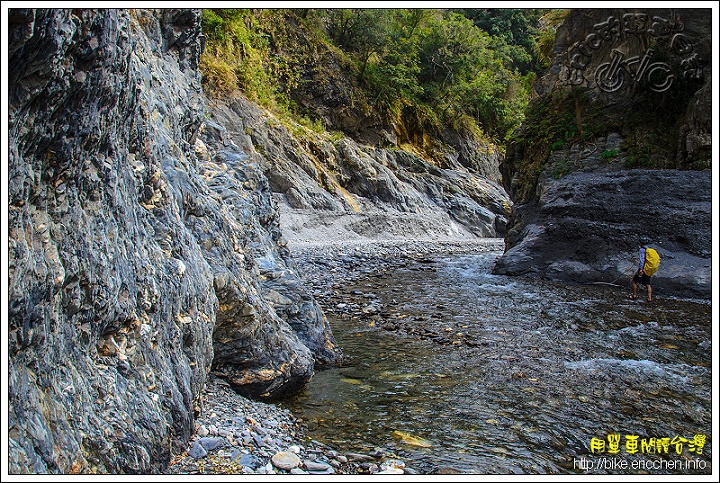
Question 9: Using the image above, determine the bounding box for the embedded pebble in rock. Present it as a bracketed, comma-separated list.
[271, 452, 301, 470]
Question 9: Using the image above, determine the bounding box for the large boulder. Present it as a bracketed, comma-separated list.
[493, 170, 711, 299]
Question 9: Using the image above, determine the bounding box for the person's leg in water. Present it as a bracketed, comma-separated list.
[631, 271, 639, 299]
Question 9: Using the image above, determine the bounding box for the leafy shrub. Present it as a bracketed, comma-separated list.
[600, 149, 617, 162]
[200, 54, 238, 96]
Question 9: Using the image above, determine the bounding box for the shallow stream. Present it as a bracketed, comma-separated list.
[283, 248, 712, 474]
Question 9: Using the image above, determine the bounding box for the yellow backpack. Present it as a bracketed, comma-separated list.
[643, 247, 660, 276]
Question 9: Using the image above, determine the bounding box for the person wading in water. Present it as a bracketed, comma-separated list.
[630, 236, 660, 302]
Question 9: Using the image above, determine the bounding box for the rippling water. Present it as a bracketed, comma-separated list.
[283, 250, 712, 474]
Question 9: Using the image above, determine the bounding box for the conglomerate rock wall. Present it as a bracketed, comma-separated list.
[7, 8, 340, 474]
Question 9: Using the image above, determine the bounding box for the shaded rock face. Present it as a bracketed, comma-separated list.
[503, 8, 712, 203]
[8, 8, 340, 474]
[493, 170, 711, 299]
[536, 9, 712, 102]
[548, 8, 712, 170]
[194, 121, 343, 394]
[209, 96, 511, 242]
[495, 8, 712, 297]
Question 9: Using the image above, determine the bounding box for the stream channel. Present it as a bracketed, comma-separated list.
[281, 241, 713, 475]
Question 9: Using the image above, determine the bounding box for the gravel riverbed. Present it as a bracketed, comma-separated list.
[168, 374, 404, 475]
[168, 239, 504, 475]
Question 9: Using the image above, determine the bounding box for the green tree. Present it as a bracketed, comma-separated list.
[455, 8, 547, 74]
[200, 8, 552, 144]
[327, 9, 390, 78]
[411, 11, 526, 140]
[361, 10, 425, 111]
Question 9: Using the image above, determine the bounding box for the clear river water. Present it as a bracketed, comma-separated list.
[282, 248, 713, 475]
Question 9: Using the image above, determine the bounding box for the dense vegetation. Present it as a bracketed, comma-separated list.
[199, 8, 555, 148]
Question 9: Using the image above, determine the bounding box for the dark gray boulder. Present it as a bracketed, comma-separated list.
[494, 169, 711, 299]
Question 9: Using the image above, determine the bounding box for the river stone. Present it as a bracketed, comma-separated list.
[380, 459, 405, 471]
[377, 468, 404, 474]
[253, 434, 265, 448]
[271, 451, 301, 470]
[304, 460, 331, 471]
[198, 437, 225, 452]
[309, 467, 335, 475]
[188, 440, 207, 459]
[196, 425, 209, 437]
[346, 452, 375, 462]
[239, 453, 259, 468]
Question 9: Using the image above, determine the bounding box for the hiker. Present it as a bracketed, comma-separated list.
[631, 236, 660, 302]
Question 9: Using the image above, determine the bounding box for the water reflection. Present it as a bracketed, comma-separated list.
[283, 252, 712, 474]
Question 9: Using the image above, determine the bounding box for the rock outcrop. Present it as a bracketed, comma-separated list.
[493, 169, 712, 298]
[495, 8, 712, 298]
[209, 96, 511, 243]
[8, 8, 340, 474]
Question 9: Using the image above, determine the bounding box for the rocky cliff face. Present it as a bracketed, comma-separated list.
[8, 8, 340, 474]
[209, 96, 511, 244]
[493, 169, 712, 298]
[495, 8, 712, 298]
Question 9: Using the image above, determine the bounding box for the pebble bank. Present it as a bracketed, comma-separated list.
[168, 375, 415, 475]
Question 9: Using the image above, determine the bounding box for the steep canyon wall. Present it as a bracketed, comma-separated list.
[495, 8, 713, 298]
[7, 8, 340, 474]
[209, 96, 512, 244]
